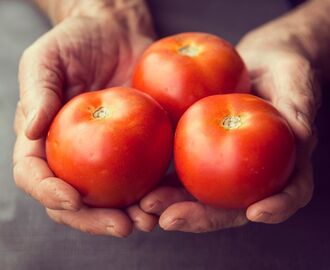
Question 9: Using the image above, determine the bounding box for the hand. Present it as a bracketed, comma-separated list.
[140, 25, 320, 233]
[236, 28, 319, 224]
[13, 4, 157, 236]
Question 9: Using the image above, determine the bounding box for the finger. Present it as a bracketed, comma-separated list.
[126, 205, 158, 232]
[258, 55, 318, 143]
[159, 202, 248, 233]
[246, 161, 313, 224]
[19, 43, 63, 140]
[13, 107, 82, 211]
[14, 156, 82, 211]
[47, 207, 133, 237]
[247, 125, 316, 224]
[140, 186, 194, 215]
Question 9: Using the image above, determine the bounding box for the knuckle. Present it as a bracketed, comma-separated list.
[35, 179, 55, 205]
[47, 210, 63, 225]
[48, 210, 102, 235]
[207, 218, 221, 232]
[194, 218, 217, 233]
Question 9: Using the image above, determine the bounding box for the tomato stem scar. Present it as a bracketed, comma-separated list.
[93, 107, 110, 119]
[178, 44, 200, 57]
[222, 115, 241, 130]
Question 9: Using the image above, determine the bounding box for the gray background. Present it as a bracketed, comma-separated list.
[1, 0, 329, 269]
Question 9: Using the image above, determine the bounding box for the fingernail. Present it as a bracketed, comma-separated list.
[61, 201, 78, 211]
[163, 218, 186, 230]
[148, 200, 162, 212]
[106, 225, 126, 238]
[26, 109, 37, 129]
[253, 212, 272, 222]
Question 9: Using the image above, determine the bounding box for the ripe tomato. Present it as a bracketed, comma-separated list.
[46, 87, 173, 208]
[174, 94, 295, 209]
[132, 32, 251, 124]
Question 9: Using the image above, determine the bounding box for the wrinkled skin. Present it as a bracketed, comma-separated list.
[14, 11, 158, 237]
[139, 29, 319, 233]
[14, 1, 322, 235]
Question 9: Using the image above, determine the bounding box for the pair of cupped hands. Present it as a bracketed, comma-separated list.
[13, 11, 319, 237]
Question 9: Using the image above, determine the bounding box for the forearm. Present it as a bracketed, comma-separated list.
[33, 0, 154, 36]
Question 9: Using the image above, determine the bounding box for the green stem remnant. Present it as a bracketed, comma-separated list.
[222, 115, 242, 130]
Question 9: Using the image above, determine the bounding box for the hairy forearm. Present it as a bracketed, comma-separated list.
[33, 0, 154, 36]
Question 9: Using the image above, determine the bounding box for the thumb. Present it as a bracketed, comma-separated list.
[19, 44, 63, 140]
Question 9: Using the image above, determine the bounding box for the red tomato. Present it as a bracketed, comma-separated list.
[46, 87, 173, 208]
[174, 94, 295, 209]
[132, 32, 251, 124]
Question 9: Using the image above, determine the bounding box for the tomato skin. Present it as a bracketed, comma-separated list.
[46, 87, 173, 208]
[174, 94, 295, 209]
[132, 32, 251, 124]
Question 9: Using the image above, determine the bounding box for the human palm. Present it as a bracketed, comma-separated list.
[14, 14, 156, 236]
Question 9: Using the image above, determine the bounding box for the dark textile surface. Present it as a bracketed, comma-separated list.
[288, 0, 305, 7]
